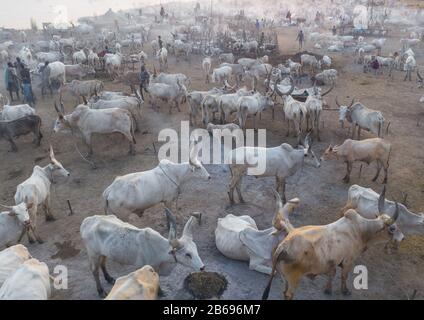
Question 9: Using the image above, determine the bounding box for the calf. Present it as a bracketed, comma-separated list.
[1, 101, 35, 121]
[0, 115, 43, 152]
[321, 138, 391, 183]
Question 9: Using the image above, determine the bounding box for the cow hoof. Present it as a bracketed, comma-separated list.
[28, 238, 35, 244]
[37, 239, 44, 244]
[98, 289, 107, 298]
[46, 216, 56, 222]
[342, 289, 351, 296]
[324, 288, 332, 295]
[105, 277, 115, 285]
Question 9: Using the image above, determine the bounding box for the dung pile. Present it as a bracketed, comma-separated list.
[184, 272, 228, 300]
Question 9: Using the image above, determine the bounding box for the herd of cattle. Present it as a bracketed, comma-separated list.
[0, 2, 423, 300]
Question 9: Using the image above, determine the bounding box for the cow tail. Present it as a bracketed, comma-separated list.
[378, 121, 381, 138]
[130, 113, 137, 144]
[102, 186, 113, 215]
[38, 116, 43, 139]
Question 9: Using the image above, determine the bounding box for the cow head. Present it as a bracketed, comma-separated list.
[189, 140, 211, 180]
[272, 189, 298, 233]
[376, 186, 404, 248]
[0, 202, 31, 227]
[298, 131, 321, 168]
[165, 208, 205, 271]
[335, 97, 355, 128]
[48, 145, 70, 178]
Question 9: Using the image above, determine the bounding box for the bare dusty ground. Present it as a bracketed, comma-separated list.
[0, 26, 423, 300]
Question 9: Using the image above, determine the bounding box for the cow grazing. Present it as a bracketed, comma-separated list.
[14, 146, 70, 243]
[105, 265, 160, 300]
[53, 100, 136, 156]
[0, 245, 31, 287]
[0, 203, 31, 249]
[216, 191, 299, 274]
[0, 258, 51, 300]
[103, 141, 210, 217]
[335, 97, 385, 139]
[321, 138, 391, 183]
[262, 191, 400, 300]
[341, 184, 424, 238]
[0, 115, 43, 152]
[80, 209, 204, 296]
[228, 133, 320, 204]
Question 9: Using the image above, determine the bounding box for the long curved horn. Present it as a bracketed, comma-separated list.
[189, 139, 200, 166]
[392, 202, 399, 223]
[417, 68, 423, 81]
[321, 83, 334, 97]
[49, 145, 55, 161]
[0, 203, 14, 209]
[348, 97, 355, 108]
[54, 101, 61, 114]
[274, 77, 294, 97]
[183, 214, 201, 238]
[378, 185, 386, 214]
[335, 96, 341, 108]
[165, 207, 179, 246]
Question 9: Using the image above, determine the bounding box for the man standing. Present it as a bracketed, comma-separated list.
[286, 10, 292, 24]
[138, 65, 150, 100]
[255, 19, 260, 34]
[332, 25, 337, 36]
[158, 35, 163, 50]
[20, 66, 36, 107]
[296, 30, 305, 50]
[4, 62, 20, 101]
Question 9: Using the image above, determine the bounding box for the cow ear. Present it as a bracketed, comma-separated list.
[8, 210, 16, 216]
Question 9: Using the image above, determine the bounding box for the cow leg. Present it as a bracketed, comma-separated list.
[8, 138, 18, 152]
[249, 258, 272, 275]
[90, 255, 106, 297]
[357, 126, 361, 140]
[343, 162, 352, 183]
[276, 177, 287, 204]
[383, 161, 389, 184]
[43, 194, 56, 221]
[372, 160, 382, 182]
[324, 266, 336, 295]
[228, 166, 242, 204]
[235, 178, 244, 203]
[83, 134, 93, 156]
[286, 119, 290, 137]
[30, 224, 44, 244]
[100, 256, 115, 284]
[284, 269, 303, 300]
[340, 264, 352, 296]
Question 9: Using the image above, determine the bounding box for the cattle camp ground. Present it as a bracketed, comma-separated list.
[0, 0, 423, 301]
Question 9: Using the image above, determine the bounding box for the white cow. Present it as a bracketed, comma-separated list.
[0, 203, 31, 249]
[216, 191, 299, 274]
[202, 56, 212, 83]
[80, 209, 204, 296]
[103, 141, 210, 217]
[0, 245, 31, 287]
[0, 101, 35, 121]
[0, 258, 51, 300]
[14, 147, 70, 244]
